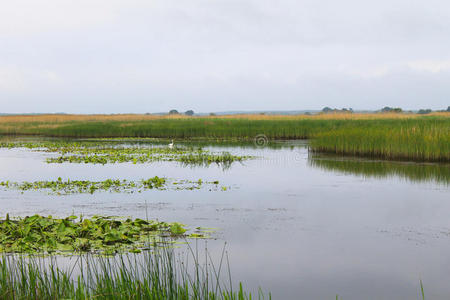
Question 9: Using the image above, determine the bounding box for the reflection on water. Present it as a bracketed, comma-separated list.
[309, 154, 450, 184]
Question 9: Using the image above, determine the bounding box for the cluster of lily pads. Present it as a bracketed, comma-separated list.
[0, 141, 252, 167]
[0, 177, 225, 195]
[0, 140, 226, 256]
[0, 214, 210, 255]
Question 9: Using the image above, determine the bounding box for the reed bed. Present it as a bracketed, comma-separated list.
[310, 118, 450, 162]
[0, 114, 448, 162]
[0, 113, 448, 139]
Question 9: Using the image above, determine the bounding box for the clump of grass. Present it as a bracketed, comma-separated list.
[0, 243, 269, 299]
[178, 151, 249, 169]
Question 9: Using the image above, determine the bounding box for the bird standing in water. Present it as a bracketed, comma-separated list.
[168, 139, 174, 149]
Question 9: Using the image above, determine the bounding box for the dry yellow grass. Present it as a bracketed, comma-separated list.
[211, 112, 450, 120]
[1, 112, 448, 124]
[0, 114, 189, 124]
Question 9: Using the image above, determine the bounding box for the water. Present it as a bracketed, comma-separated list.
[0, 138, 449, 299]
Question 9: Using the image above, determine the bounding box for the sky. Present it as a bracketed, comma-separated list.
[0, 0, 449, 113]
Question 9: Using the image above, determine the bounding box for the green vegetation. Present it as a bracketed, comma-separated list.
[0, 215, 211, 255]
[309, 156, 450, 184]
[0, 177, 224, 194]
[2, 117, 357, 139]
[0, 246, 267, 299]
[311, 118, 450, 162]
[47, 149, 248, 166]
[0, 140, 251, 167]
[381, 106, 402, 113]
[1, 114, 448, 162]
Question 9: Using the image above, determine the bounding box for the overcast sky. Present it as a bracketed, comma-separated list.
[0, 0, 449, 113]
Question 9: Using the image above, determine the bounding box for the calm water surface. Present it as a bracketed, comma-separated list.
[0, 138, 449, 300]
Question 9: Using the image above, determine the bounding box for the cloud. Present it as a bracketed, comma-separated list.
[0, 0, 118, 36]
[407, 60, 450, 73]
[0, 67, 26, 92]
[0, 0, 449, 112]
[0, 66, 62, 92]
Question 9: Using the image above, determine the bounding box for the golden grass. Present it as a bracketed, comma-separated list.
[211, 112, 450, 120]
[0, 114, 190, 124]
[1, 112, 448, 124]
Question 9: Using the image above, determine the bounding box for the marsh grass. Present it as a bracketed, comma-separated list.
[0, 242, 269, 299]
[1, 113, 447, 139]
[1, 113, 448, 162]
[310, 118, 450, 162]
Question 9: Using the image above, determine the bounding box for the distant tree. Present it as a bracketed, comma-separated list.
[184, 110, 194, 116]
[209, 112, 216, 116]
[447, 106, 450, 112]
[417, 109, 432, 114]
[322, 107, 353, 113]
[169, 109, 179, 115]
[381, 106, 402, 113]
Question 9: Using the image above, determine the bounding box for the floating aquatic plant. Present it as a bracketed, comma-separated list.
[0, 177, 226, 195]
[0, 140, 252, 166]
[0, 214, 209, 255]
[46, 149, 250, 166]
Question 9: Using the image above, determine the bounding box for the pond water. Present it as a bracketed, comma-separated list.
[0, 138, 449, 300]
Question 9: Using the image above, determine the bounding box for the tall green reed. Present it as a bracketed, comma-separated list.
[0, 242, 270, 300]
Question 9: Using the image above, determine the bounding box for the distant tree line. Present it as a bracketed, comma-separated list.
[168, 110, 195, 116]
[321, 107, 353, 113]
[417, 109, 432, 114]
[320, 106, 450, 114]
[380, 106, 403, 113]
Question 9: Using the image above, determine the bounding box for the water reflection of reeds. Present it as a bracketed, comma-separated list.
[309, 155, 450, 184]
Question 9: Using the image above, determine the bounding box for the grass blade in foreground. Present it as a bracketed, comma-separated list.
[0, 245, 270, 300]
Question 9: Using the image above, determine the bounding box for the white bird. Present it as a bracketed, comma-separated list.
[168, 139, 174, 149]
